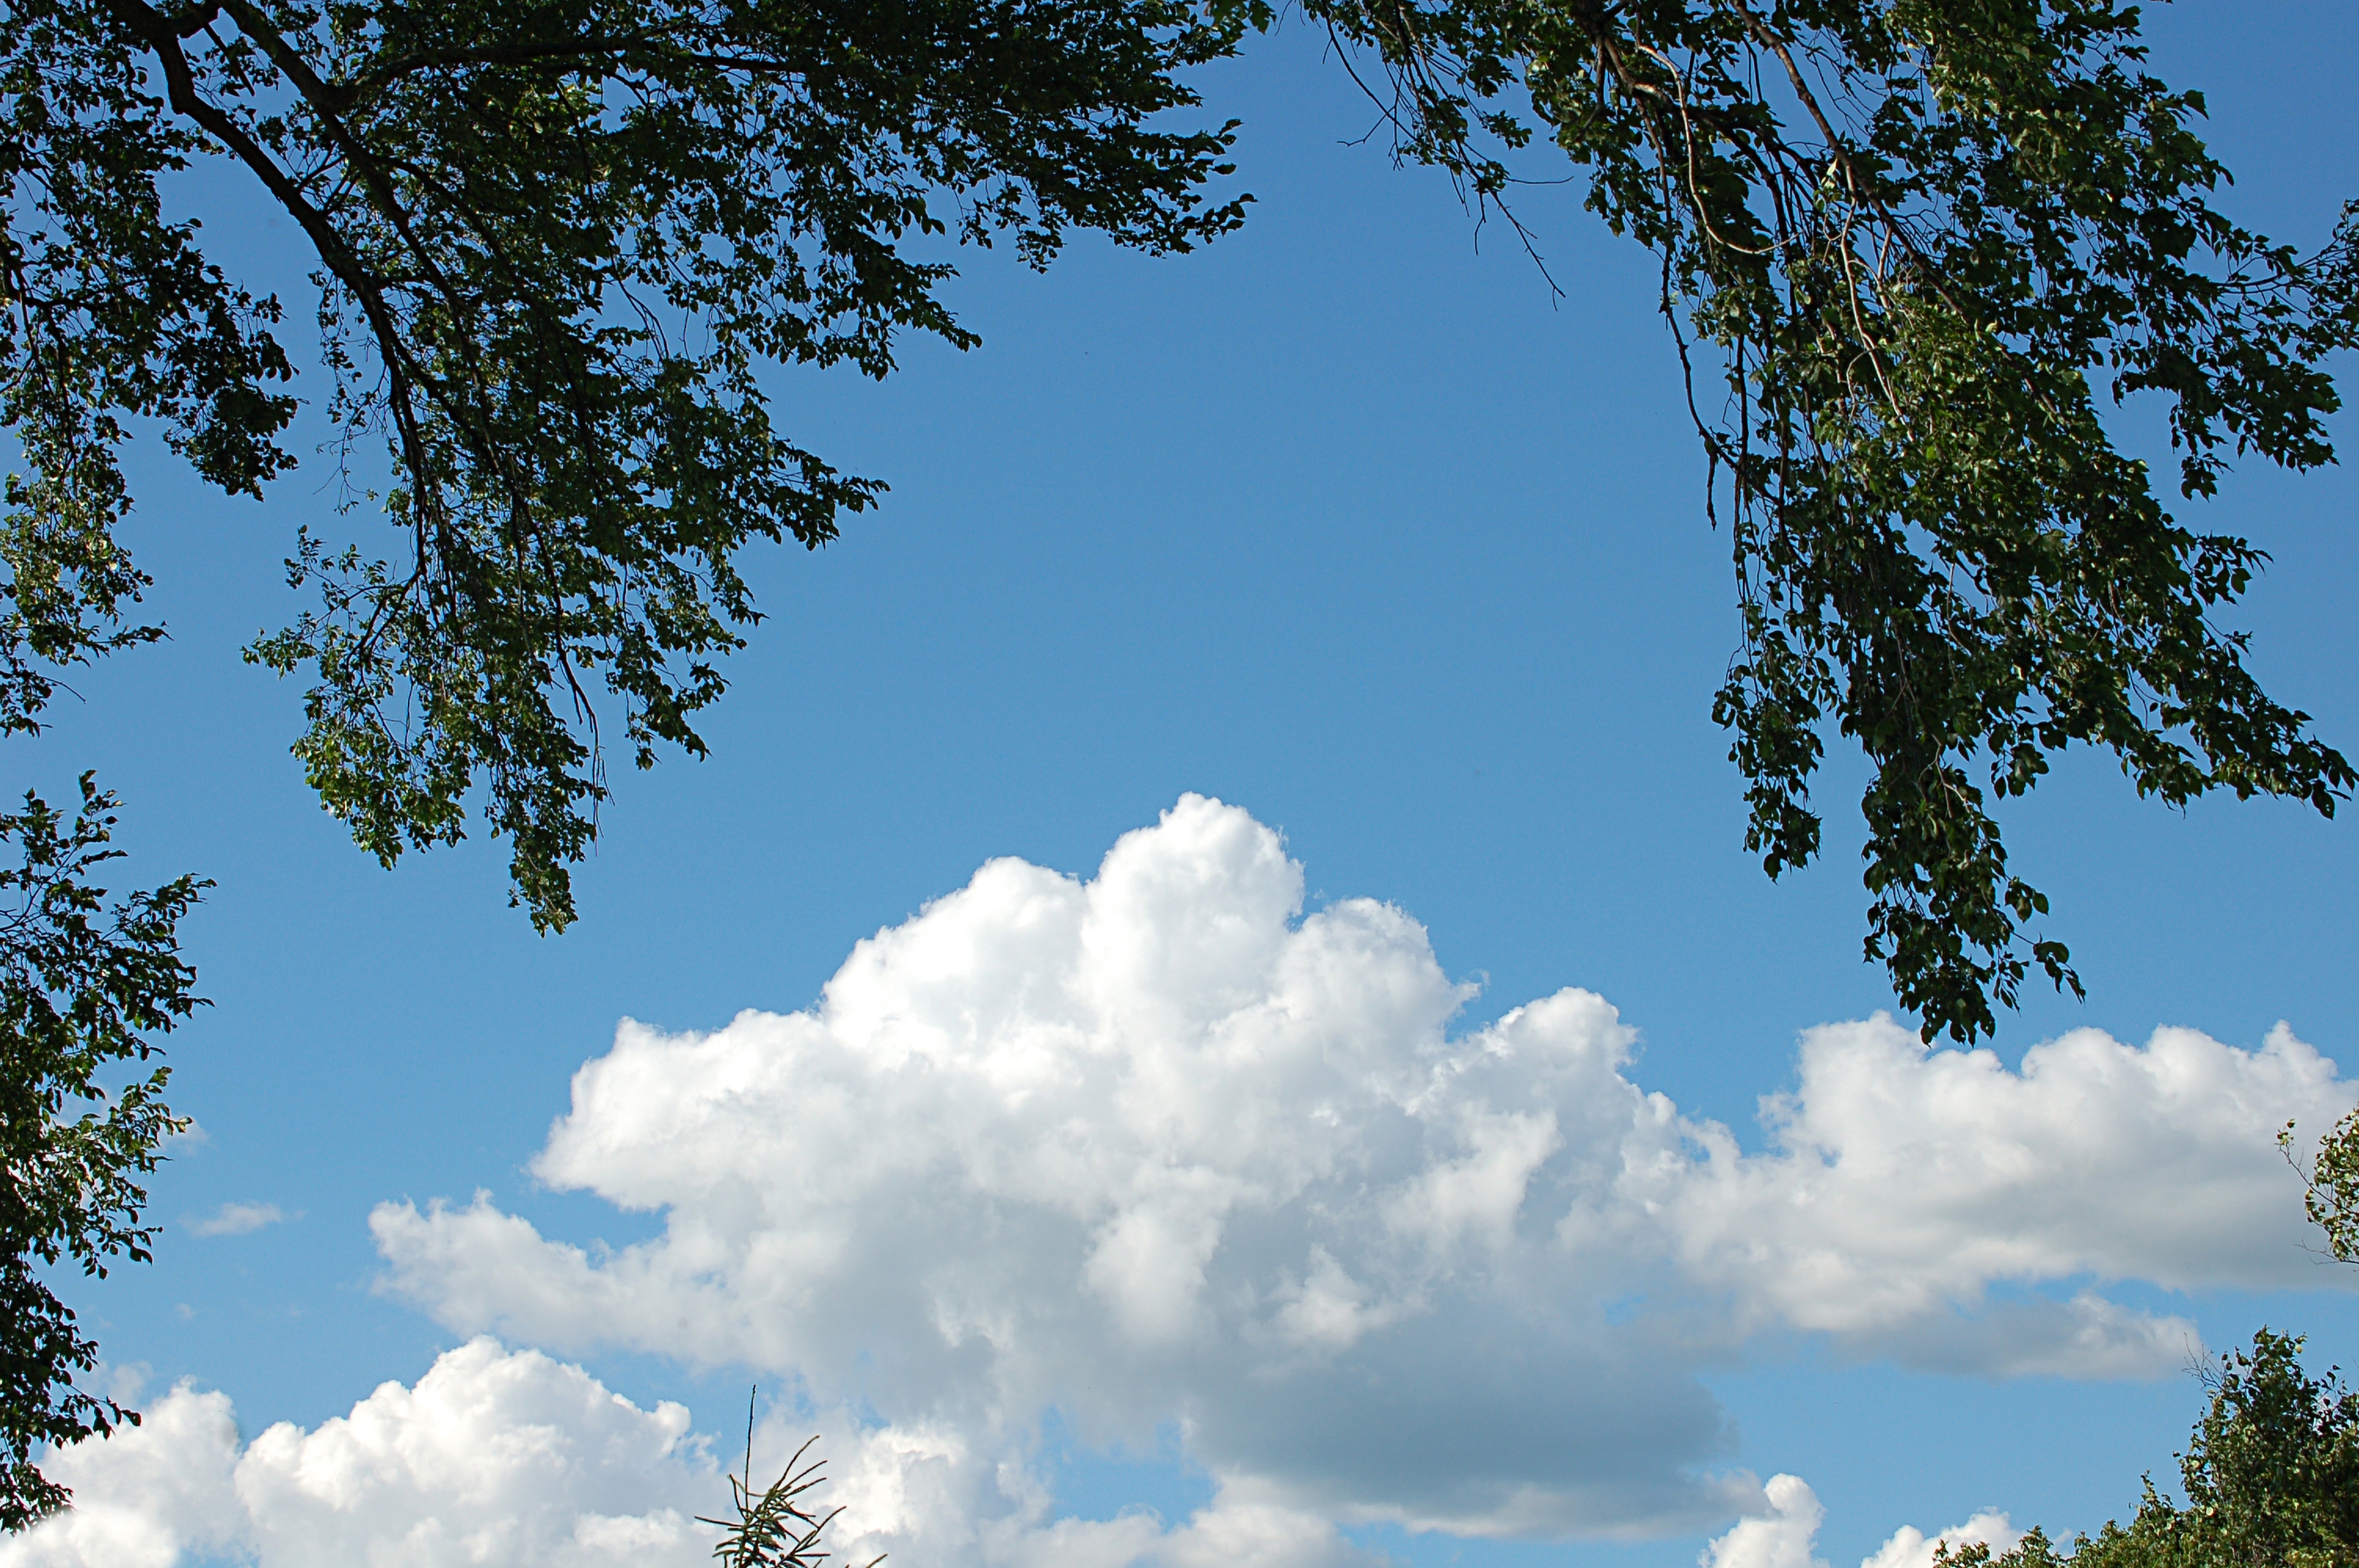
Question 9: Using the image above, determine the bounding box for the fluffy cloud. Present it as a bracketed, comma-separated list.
[5, 1334, 2023, 1568]
[0, 1340, 716, 1568]
[358, 796, 2353, 1544]
[0, 1341, 1379, 1568]
[1703, 1476, 2019, 1568]
[1652, 1016, 2345, 1335]
[0, 1382, 246, 1568]
[808, 1426, 1383, 1568]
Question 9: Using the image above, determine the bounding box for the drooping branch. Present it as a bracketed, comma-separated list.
[1301, 0, 2355, 1040]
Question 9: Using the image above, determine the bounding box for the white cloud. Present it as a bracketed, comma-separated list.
[1859, 1510, 2022, 1568]
[0, 1341, 718, 1568]
[8, 1351, 2043, 1568]
[234, 1338, 713, 1566]
[0, 1383, 245, 1568]
[1646, 1016, 2347, 1337]
[804, 1420, 1388, 1568]
[363, 795, 2351, 1543]
[1701, 1475, 2019, 1568]
[1703, 1475, 1826, 1568]
[0, 1340, 1396, 1568]
[186, 1203, 289, 1238]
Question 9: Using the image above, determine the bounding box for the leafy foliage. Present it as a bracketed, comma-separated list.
[2284, 1112, 2359, 1268]
[10, 0, 2352, 1028]
[1299, 0, 2359, 1040]
[0, 775, 202, 1531]
[1935, 1526, 2072, 1568]
[2079, 1328, 2359, 1568]
[1935, 1330, 2359, 1568]
[11, 0, 1251, 930]
[1, 0, 295, 739]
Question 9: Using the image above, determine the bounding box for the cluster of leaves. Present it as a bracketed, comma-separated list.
[1939, 1330, 2359, 1568]
[1299, 0, 2359, 1040]
[2284, 1112, 2359, 1269]
[0, 776, 202, 1532]
[25, 0, 1252, 931]
[2, 0, 296, 739]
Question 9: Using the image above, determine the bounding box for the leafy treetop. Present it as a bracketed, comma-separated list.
[1939, 1329, 2359, 1568]
[9, 0, 2354, 1040]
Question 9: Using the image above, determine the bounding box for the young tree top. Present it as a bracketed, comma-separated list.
[1936, 1329, 2359, 1568]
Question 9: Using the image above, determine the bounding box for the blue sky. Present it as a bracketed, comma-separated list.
[8, 6, 2358, 1568]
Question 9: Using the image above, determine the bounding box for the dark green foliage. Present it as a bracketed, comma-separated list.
[2170, 1331, 2359, 1568]
[0, 775, 202, 1531]
[1299, 0, 2358, 1040]
[9, 0, 2351, 1026]
[1, 0, 295, 739]
[12, 0, 1249, 931]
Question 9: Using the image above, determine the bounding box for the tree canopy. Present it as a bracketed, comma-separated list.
[1943, 1330, 2359, 1568]
[5, 0, 2350, 1020]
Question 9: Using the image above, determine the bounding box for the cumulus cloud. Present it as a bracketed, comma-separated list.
[809, 1425, 1386, 1568]
[5, 1334, 2030, 1568]
[19, 799, 2350, 1563]
[1649, 1016, 2346, 1336]
[0, 1340, 717, 1568]
[1703, 1475, 1828, 1568]
[0, 1340, 1387, 1568]
[1860, 1510, 2023, 1568]
[1702, 1475, 2019, 1568]
[186, 1203, 289, 1238]
[365, 795, 2349, 1544]
[0, 1381, 246, 1568]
